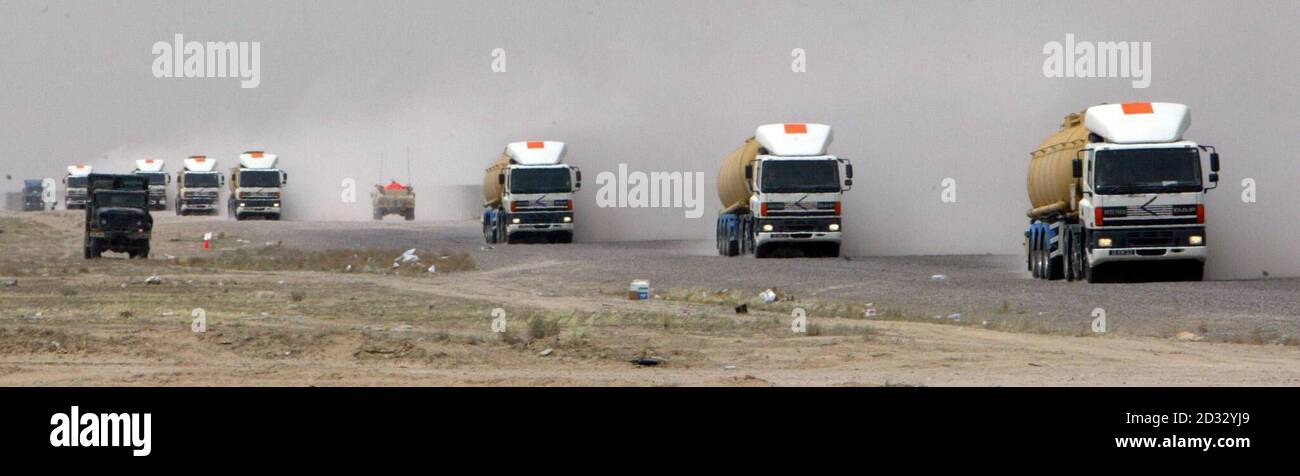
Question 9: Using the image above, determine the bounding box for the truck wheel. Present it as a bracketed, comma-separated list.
[83, 237, 95, 259]
[752, 242, 766, 258]
[1185, 262, 1205, 282]
[1085, 262, 1104, 283]
[404, 209, 414, 221]
[86, 238, 102, 259]
[556, 231, 573, 243]
[823, 243, 840, 258]
[374, 209, 383, 220]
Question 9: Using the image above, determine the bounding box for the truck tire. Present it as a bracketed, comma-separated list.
[1085, 262, 1104, 283]
[823, 243, 840, 258]
[404, 209, 414, 221]
[1185, 262, 1205, 282]
[86, 237, 102, 259]
[129, 241, 150, 259]
[83, 237, 95, 259]
[752, 243, 767, 258]
[556, 231, 573, 243]
[374, 209, 383, 220]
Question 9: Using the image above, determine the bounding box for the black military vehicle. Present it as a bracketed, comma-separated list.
[22, 179, 45, 211]
[83, 173, 152, 259]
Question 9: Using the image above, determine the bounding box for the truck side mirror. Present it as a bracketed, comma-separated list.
[282, 172, 288, 184]
[744, 164, 753, 180]
[1072, 158, 1082, 178]
[166, 175, 172, 184]
[497, 173, 505, 185]
[1210, 152, 1220, 172]
[845, 163, 854, 179]
[574, 169, 582, 191]
[1209, 172, 1219, 183]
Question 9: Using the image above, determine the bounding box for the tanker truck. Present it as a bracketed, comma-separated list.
[715, 123, 854, 258]
[63, 165, 92, 210]
[132, 159, 170, 210]
[1025, 102, 1220, 283]
[228, 151, 287, 221]
[482, 141, 581, 244]
[176, 155, 223, 215]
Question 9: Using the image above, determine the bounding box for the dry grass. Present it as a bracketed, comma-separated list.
[173, 246, 476, 275]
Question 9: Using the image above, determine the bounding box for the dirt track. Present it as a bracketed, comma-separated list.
[1, 210, 1298, 386]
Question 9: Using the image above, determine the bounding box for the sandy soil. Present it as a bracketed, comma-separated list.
[1, 210, 1298, 386]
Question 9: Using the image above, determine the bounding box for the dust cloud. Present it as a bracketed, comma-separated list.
[1, 1, 1296, 279]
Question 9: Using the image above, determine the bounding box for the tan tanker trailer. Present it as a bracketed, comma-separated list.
[1025, 102, 1220, 283]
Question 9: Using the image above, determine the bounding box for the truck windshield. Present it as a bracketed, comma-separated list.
[184, 173, 220, 187]
[139, 172, 167, 185]
[1094, 148, 1202, 194]
[760, 160, 840, 193]
[239, 170, 281, 188]
[96, 192, 146, 209]
[67, 177, 87, 188]
[510, 168, 571, 194]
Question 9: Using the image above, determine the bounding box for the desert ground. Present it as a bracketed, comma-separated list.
[1, 209, 1298, 386]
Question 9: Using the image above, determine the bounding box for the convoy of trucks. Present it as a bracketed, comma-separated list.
[64, 165, 92, 210]
[83, 173, 152, 259]
[22, 179, 45, 211]
[228, 151, 288, 221]
[132, 159, 170, 211]
[1025, 102, 1219, 283]
[372, 181, 415, 220]
[715, 123, 853, 258]
[481, 141, 581, 244]
[176, 156, 223, 215]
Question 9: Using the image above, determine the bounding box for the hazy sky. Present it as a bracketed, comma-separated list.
[2, 0, 1297, 278]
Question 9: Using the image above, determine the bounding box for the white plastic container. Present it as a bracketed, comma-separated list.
[628, 279, 650, 301]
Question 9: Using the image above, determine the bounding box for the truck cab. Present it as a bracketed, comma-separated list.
[482, 141, 581, 244]
[228, 151, 287, 221]
[717, 124, 853, 258]
[176, 156, 223, 216]
[132, 159, 170, 211]
[64, 165, 92, 210]
[22, 179, 45, 211]
[83, 173, 152, 259]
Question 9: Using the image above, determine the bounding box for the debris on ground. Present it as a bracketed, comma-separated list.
[144, 275, 163, 285]
[427, 265, 437, 273]
[631, 356, 662, 366]
[1, 279, 16, 287]
[1175, 331, 1204, 342]
[929, 274, 948, 281]
[947, 313, 962, 322]
[864, 304, 879, 317]
[734, 303, 748, 314]
[759, 289, 777, 303]
[539, 348, 554, 357]
[723, 365, 737, 370]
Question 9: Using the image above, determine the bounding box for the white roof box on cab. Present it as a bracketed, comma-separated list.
[755, 123, 833, 156]
[66, 165, 93, 177]
[506, 141, 566, 165]
[183, 156, 218, 172]
[239, 151, 278, 169]
[135, 159, 166, 172]
[1085, 102, 1190, 144]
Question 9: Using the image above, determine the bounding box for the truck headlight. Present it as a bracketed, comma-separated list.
[240, 202, 247, 207]
[828, 223, 840, 231]
[1188, 235, 1203, 245]
[762, 224, 774, 232]
[512, 218, 521, 224]
[562, 216, 572, 223]
[1098, 237, 1113, 248]
[273, 203, 280, 207]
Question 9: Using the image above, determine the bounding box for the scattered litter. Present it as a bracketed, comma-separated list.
[480, 246, 493, 251]
[439, 255, 450, 260]
[1, 279, 16, 287]
[929, 274, 948, 281]
[427, 265, 437, 273]
[723, 365, 737, 370]
[947, 313, 962, 322]
[981, 321, 989, 326]
[631, 356, 662, 366]
[1028, 362, 1044, 367]
[1262, 270, 1270, 278]
[277, 280, 285, 285]
[236, 239, 250, 244]
[144, 276, 163, 285]
[539, 348, 554, 357]
[394, 248, 420, 264]
[628, 279, 650, 300]
[164, 254, 176, 260]
[1175, 331, 1204, 342]
[759, 289, 777, 303]
[162, 311, 175, 317]
[734, 303, 748, 314]
[864, 306, 879, 318]
[344, 265, 353, 272]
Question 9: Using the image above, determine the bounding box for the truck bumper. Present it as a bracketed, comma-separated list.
[507, 222, 573, 233]
[754, 217, 842, 245]
[505, 211, 573, 234]
[1089, 245, 1206, 266]
[181, 203, 217, 212]
[237, 206, 281, 216]
[756, 230, 841, 245]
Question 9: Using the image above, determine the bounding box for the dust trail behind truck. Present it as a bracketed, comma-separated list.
[482, 141, 581, 244]
[716, 123, 854, 258]
[1025, 102, 1220, 282]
